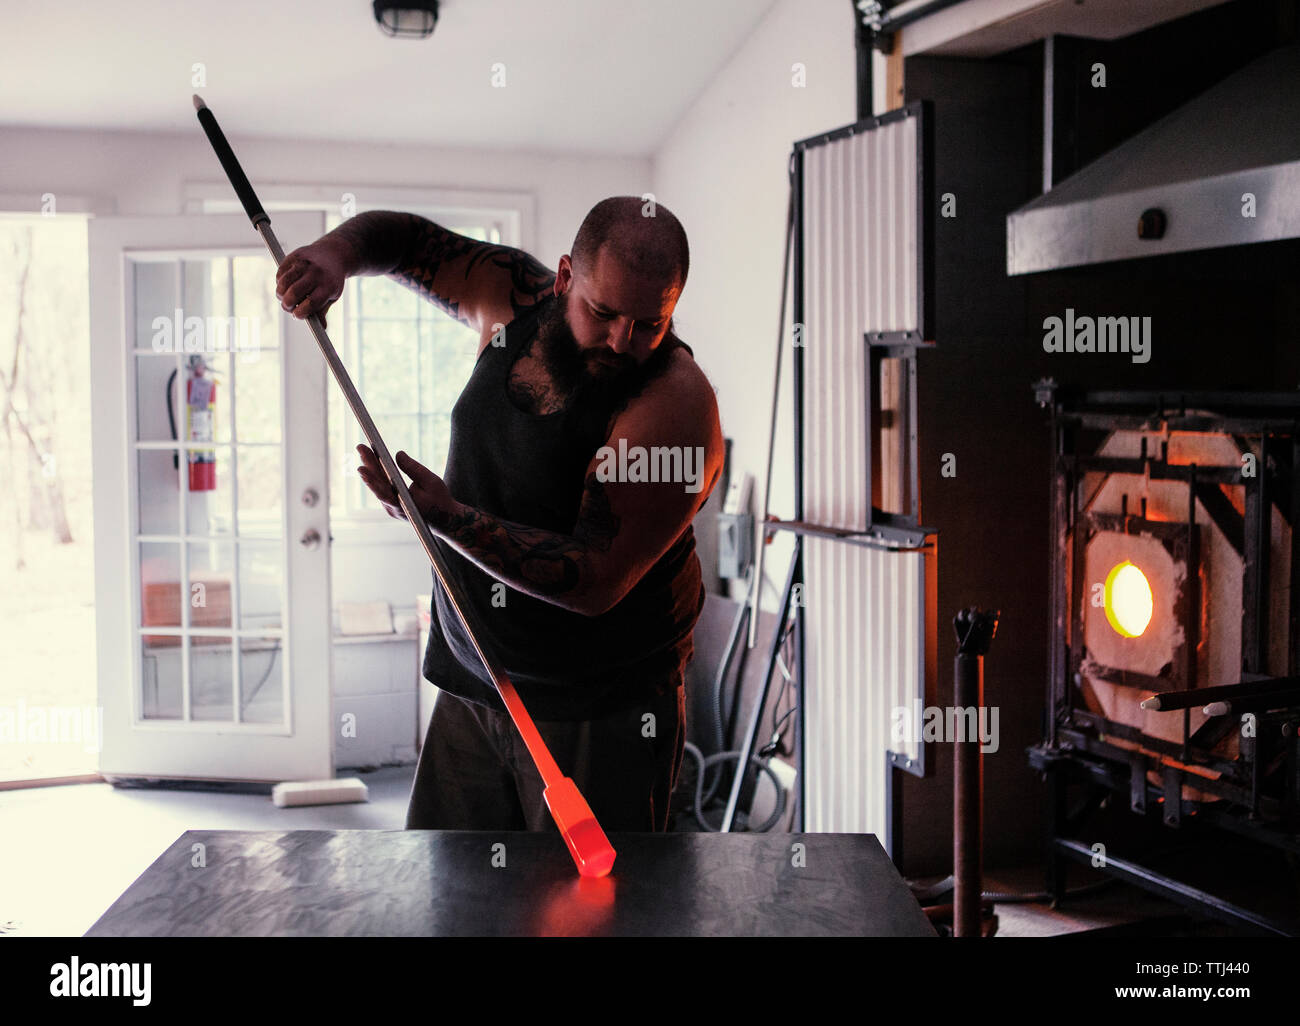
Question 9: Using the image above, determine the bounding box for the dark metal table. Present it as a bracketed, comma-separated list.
[85, 830, 936, 937]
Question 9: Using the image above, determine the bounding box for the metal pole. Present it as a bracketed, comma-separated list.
[193, 96, 615, 878]
[953, 607, 998, 938]
[722, 539, 801, 832]
[746, 171, 796, 650]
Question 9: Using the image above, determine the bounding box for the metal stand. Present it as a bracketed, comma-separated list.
[953, 607, 998, 938]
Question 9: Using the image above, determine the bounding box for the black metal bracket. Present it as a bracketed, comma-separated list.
[864, 336, 936, 542]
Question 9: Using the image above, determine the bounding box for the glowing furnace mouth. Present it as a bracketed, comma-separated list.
[1104, 560, 1154, 638]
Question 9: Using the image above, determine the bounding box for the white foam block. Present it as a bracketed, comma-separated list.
[272, 778, 369, 808]
[338, 601, 394, 636]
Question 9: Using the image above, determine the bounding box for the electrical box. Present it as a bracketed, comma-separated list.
[717, 512, 753, 580]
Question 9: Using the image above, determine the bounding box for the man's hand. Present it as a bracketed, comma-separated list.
[275, 236, 355, 327]
[355, 444, 458, 524]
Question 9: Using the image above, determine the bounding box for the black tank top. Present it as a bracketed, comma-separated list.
[422, 294, 705, 720]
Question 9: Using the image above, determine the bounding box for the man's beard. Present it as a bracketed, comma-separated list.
[533, 294, 644, 409]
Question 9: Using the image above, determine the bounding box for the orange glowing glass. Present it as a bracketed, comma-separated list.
[1104, 561, 1153, 638]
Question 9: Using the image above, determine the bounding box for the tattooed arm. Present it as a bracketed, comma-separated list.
[426, 470, 624, 616]
[276, 211, 556, 348]
[355, 354, 725, 617]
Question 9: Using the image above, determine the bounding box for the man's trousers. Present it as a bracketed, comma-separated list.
[405, 680, 686, 832]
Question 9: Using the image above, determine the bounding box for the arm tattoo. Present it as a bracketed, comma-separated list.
[573, 473, 620, 552]
[428, 473, 621, 610]
[327, 211, 555, 329]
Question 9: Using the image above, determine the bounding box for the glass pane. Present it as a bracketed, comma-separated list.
[140, 541, 182, 632]
[235, 445, 283, 533]
[140, 635, 182, 720]
[188, 541, 233, 631]
[137, 253, 276, 358]
[419, 415, 436, 474]
[137, 449, 180, 535]
[230, 350, 281, 444]
[328, 380, 348, 518]
[424, 413, 452, 474]
[136, 353, 232, 445]
[191, 635, 234, 722]
[133, 260, 177, 351]
[209, 257, 231, 324]
[357, 273, 416, 319]
[232, 254, 280, 350]
[360, 320, 419, 412]
[185, 445, 233, 537]
[201, 350, 232, 444]
[239, 635, 284, 724]
[429, 320, 476, 410]
[238, 541, 283, 630]
[134, 354, 180, 443]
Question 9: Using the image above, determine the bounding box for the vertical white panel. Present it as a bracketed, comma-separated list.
[800, 112, 926, 835]
[804, 540, 926, 833]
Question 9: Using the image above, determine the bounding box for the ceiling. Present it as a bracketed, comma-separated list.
[0, 0, 778, 156]
[901, 0, 1231, 57]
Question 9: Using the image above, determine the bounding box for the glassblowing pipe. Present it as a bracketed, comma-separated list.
[192, 95, 614, 878]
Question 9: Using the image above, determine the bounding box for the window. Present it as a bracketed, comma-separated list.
[193, 190, 525, 528]
[0, 212, 97, 780]
[326, 216, 498, 522]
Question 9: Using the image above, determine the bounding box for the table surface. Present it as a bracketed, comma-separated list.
[85, 829, 937, 937]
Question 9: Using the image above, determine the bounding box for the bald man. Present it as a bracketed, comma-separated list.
[275, 197, 723, 832]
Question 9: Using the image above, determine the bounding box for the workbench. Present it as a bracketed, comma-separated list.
[85, 829, 937, 937]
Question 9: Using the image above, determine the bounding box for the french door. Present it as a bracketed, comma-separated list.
[89, 213, 332, 781]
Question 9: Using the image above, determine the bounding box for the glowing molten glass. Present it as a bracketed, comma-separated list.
[1104, 561, 1153, 638]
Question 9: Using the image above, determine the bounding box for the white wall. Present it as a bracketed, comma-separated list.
[652, 0, 857, 610]
[0, 125, 649, 260]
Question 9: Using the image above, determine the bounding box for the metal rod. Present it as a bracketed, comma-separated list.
[953, 607, 998, 939]
[1203, 690, 1300, 717]
[191, 97, 566, 787]
[250, 224, 567, 784]
[1053, 837, 1295, 936]
[747, 173, 796, 650]
[790, 148, 807, 832]
[711, 571, 753, 753]
[761, 514, 932, 552]
[722, 539, 800, 832]
[1141, 675, 1300, 713]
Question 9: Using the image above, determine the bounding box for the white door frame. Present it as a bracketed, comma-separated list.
[89, 212, 333, 782]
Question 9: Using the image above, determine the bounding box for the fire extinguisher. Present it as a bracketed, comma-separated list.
[167, 354, 217, 491]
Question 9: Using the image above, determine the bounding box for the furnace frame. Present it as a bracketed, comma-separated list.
[1030, 383, 1300, 935]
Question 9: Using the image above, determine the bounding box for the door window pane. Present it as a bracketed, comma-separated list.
[191, 635, 233, 722]
[188, 541, 233, 631]
[239, 635, 284, 724]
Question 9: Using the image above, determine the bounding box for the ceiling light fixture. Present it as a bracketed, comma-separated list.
[373, 0, 439, 38]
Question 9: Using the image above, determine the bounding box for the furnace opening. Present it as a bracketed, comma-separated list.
[1104, 560, 1154, 638]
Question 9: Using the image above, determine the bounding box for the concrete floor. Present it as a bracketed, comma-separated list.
[946, 866, 1237, 937]
[0, 767, 413, 937]
[0, 768, 1224, 937]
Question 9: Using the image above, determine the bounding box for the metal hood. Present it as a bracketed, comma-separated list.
[1007, 42, 1300, 275]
